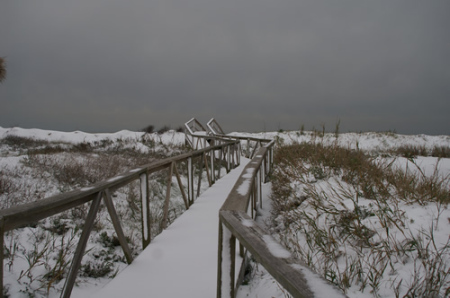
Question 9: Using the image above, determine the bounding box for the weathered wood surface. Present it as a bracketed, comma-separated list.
[220, 210, 316, 298]
[217, 139, 347, 298]
[62, 193, 103, 298]
[104, 188, 133, 264]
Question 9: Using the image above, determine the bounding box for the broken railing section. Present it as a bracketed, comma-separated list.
[206, 118, 273, 159]
[207, 118, 226, 136]
[217, 142, 347, 298]
[184, 118, 211, 150]
[0, 140, 240, 297]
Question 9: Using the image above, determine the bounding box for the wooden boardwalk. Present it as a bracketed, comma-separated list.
[89, 158, 249, 298]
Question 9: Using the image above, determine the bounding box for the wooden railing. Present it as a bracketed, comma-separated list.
[217, 141, 347, 298]
[0, 139, 241, 297]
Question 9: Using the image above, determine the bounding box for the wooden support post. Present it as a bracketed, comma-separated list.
[227, 145, 231, 173]
[188, 157, 194, 205]
[162, 163, 174, 230]
[173, 163, 189, 210]
[139, 172, 151, 249]
[263, 155, 268, 183]
[62, 192, 102, 298]
[0, 218, 4, 296]
[210, 149, 216, 184]
[204, 153, 212, 187]
[246, 138, 250, 158]
[217, 222, 236, 298]
[236, 143, 241, 165]
[217, 148, 222, 179]
[197, 155, 203, 198]
[253, 180, 257, 217]
[258, 170, 262, 209]
[103, 189, 133, 264]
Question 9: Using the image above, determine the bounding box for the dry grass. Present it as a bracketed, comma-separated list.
[270, 141, 450, 297]
[0, 135, 191, 295]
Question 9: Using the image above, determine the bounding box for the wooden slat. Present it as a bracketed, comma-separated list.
[196, 155, 203, 198]
[219, 211, 321, 298]
[0, 218, 4, 295]
[204, 153, 212, 187]
[62, 192, 102, 298]
[173, 163, 189, 210]
[140, 172, 151, 248]
[162, 163, 174, 230]
[103, 189, 133, 264]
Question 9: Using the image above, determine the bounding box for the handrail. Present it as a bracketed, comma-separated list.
[217, 141, 347, 298]
[0, 139, 241, 297]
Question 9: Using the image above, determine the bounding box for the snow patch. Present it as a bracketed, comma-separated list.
[107, 175, 124, 183]
[242, 219, 254, 227]
[237, 180, 251, 196]
[290, 264, 344, 297]
[262, 235, 291, 259]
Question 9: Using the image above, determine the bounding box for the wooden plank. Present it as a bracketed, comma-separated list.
[162, 163, 174, 230]
[196, 155, 203, 198]
[210, 149, 216, 184]
[0, 218, 4, 296]
[217, 222, 236, 298]
[62, 192, 102, 298]
[103, 189, 133, 264]
[173, 163, 189, 210]
[219, 210, 346, 298]
[187, 157, 194, 205]
[204, 153, 212, 187]
[139, 172, 151, 248]
[220, 147, 268, 212]
[227, 145, 231, 173]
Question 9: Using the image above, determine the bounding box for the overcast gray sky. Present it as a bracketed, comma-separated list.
[1, 0, 449, 135]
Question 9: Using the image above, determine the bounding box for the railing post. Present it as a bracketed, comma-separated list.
[246, 139, 250, 158]
[257, 169, 262, 209]
[196, 155, 203, 198]
[0, 217, 4, 296]
[227, 144, 231, 173]
[211, 149, 216, 184]
[217, 222, 236, 298]
[237, 143, 241, 165]
[188, 157, 194, 205]
[140, 172, 151, 249]
[162, 163, 174, 229]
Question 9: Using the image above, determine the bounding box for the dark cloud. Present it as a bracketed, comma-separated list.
[1, 0, 449, 134]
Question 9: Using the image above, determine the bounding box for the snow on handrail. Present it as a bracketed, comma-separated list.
[217, 143, 348, 298]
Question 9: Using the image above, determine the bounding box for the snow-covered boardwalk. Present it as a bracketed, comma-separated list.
[90, 159, 249, 298]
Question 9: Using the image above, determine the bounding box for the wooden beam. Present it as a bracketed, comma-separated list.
[196, 155, 203, 198]
[173, 163, 189, 210]
[219, 210, 347, 298]
[162, 163, 174, 230]
[62, 192, 102, 298]
[204, 153, 212, 187]
[103, 189, 133, 264]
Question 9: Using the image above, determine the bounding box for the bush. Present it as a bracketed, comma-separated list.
[142, 125, 155, 134]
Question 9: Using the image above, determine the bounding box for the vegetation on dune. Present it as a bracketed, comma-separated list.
[270, 141, 450, 297]
[0, 133, 192, 296]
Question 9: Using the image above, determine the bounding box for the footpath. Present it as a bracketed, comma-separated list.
[90, 158, 249, 298]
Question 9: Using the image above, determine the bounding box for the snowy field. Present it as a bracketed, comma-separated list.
[1, 126, 449, 297]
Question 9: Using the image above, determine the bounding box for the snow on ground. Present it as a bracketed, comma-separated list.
[89, 158, 250, 298]
[1, 127, 449, 297]
[0, 127, 185, 146]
